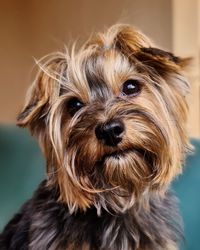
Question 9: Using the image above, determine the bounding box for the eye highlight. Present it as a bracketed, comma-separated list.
[121, 79, 142, 97]
[67, 97, 84, 116]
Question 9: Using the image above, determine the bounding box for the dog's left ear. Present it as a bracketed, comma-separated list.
[112, 24, 190, 75]
[135, 47, 191, 75]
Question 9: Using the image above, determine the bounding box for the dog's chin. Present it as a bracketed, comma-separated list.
[103, 149, 139, 174]
[104, 148, 134, 159]
[102, 147, 145, 166]
[100, 147, 153, 193]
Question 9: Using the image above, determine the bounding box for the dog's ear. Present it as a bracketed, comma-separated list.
[134, 47, 191, 75]
[140, 47, 183, 64]
[17, 54, 68, 133]
[111, 25, 191, 74]
[133, 47, 191, 98]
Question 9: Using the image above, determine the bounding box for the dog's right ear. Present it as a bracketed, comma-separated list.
[17, 53, 68, 134]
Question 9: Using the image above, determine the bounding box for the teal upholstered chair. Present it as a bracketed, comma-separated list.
[0, 125, 44, 229]
[0, 125, 200, 249]
[173, 138, 200, 250]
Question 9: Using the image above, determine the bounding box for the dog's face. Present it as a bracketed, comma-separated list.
[17, 24, 190, 213]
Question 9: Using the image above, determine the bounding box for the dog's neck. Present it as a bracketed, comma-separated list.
[25, 180, 181, 250]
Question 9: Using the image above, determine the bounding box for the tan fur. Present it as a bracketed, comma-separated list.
[17, 24, 191, 216]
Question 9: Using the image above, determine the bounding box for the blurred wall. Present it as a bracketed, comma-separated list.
[172, 0, 200, 138]
[0, 0, 199, 136]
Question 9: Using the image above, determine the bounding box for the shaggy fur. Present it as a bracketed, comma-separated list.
[0, 24, 191, 250]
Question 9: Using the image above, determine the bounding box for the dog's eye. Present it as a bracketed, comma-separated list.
[67, 98, 84, 116]
[121, 79, 141, 96]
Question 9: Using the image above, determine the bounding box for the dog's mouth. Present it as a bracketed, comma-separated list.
[99, 147, 146, 163]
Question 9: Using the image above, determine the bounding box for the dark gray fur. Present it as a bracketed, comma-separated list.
[0, 180, 182, 250]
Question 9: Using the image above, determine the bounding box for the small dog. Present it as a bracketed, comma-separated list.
[0, 24, 191, 250]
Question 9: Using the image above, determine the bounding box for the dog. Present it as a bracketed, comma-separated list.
[0, 24, 191, 250]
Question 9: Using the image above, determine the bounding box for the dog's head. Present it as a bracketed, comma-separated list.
[17, 24, 191, 213]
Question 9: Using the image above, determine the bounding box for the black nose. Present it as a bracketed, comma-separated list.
[95, 120, 124, 146]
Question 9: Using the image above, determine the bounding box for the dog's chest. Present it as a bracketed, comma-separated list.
[29, 207, 177, 250]
[26, 184, 181, 250]
[29, 208, 137, 250]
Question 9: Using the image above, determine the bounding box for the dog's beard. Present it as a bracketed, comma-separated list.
[96, 149, 153, 213]
[60, 117, 166, 214]
[103, 148, 153, 190]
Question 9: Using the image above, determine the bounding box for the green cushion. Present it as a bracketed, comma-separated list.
[173, 138, 200, 250]
[0, 125, 44, 229]
[0, 125, 200, 249]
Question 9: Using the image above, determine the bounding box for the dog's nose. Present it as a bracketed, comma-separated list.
[95, 120, 124, 146]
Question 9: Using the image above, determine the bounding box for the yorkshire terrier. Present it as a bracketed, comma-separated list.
[0, 24, 191, 250]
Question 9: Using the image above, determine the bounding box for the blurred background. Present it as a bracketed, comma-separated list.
[0, 0, 200, 249]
